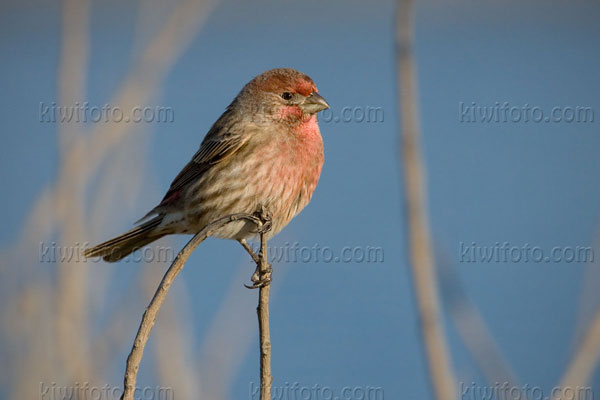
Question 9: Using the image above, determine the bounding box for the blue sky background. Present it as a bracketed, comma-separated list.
[1, 0, 600, 398]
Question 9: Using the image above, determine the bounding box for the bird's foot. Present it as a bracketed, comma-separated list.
[243, 205, 273, 289]
[244, 264, 272, 289]
[253, 205, 273, 233]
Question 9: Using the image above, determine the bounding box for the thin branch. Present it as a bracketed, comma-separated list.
[395, 1, 457, 399]
[196, 236, 290, 399]
[256, 213, 273, 400]
[120, 212, 264, 400]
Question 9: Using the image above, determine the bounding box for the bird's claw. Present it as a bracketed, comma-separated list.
[245, 264, 272, 289]
[259, 220, 272, 234]
[253, 206, 273, 233]
[244, 275, 271, 289]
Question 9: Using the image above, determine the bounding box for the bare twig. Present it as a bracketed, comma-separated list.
[256, 210, 273, 400]
[395, 0, 457, 399]
[196, 237, 289, 399]
[120, 212, 265, 400]
[238, 207, 274, 399]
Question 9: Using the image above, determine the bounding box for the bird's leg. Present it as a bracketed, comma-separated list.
[244, 206, 273, 289]
[238, 238, 260, 263]
[238, 238, 264, 284]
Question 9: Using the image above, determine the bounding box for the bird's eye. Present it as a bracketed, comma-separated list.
[281, 92, 293, 100]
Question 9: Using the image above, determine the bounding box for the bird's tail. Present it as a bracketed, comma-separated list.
[84, 216, 165, 262]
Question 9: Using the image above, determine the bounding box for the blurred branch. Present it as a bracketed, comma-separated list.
[58, 0, 89, 150]
[395, 1, 457, 399]
[554, 237, 600, 399]
[55, 0, 91, 382]
[7, 0, 218, 397]
[573, 233, 600, 348]
[554, 309, 600, 399]
[120, 212, 271, 400]
[439, 258, 520, 387]
[20, 0, 218, 246]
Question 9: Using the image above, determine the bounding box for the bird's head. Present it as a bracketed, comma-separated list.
[237, 68, 330, 127]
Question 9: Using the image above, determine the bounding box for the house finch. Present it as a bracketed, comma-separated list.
[84, 68, 329, 264]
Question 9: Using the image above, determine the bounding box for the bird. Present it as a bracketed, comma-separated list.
[84, 68, 329, 276]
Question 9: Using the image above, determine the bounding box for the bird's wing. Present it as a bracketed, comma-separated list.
[158, 126, 250, 206]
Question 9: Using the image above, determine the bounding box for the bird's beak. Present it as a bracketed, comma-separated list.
[300, 92, 330, 114]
